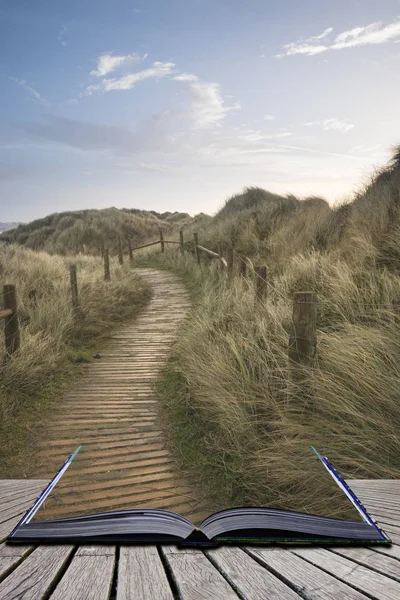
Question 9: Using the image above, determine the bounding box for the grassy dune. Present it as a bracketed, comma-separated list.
[0, 244, 151, 477]
[134, 150, 400, 518]
[0, 207, 194, 255]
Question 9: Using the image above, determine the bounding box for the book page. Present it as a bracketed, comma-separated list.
[30, 444, 364, 526]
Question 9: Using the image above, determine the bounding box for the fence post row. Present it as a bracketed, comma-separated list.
[288, 291, 318, 381]
[179, 230, 184, 255]
[3, 284, 20, 357]
[70, 264, 79, 309]
[104, 249, 111, 281]
[118, 239, 124, 265]
[254, 266, 268, 301]
[159, 229, 165, 254]
[193, 233, 200, 265]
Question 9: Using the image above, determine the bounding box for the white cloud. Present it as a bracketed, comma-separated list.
[278, 19, 400, 57]
[11, 78, 49, 106]
[90, 53, 145, 77]
[304, 118, 354, 132]
[184, 80, 240, 129]
[101, 61, 175, 91]
[264, 114, 276, 121]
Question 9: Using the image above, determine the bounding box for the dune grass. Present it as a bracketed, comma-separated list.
[133, 155, 400, 518]
[0, 244, 151, 477]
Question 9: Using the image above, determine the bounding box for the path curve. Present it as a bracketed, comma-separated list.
[35, 269, 210, 524]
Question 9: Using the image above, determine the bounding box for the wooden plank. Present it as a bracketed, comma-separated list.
[293, 547, 400, 600]
[245, 547, 370, 599]
[162, 546, 239, 599]
[51, 546, 115, 600]
[206, 546, 301, 599]
[0, 543, 33, 580]
[0, 545, 74, 600]
[331, 548, 400, 581]
[117, 546, 174, 600]
[369, 544, 400, 560]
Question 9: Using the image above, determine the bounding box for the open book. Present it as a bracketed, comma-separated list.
[7, 447, 391, 546]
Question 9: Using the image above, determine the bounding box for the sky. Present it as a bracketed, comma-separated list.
[1, 0, 400, 222]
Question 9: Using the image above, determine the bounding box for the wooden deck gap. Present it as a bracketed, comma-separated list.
[290, 550, 380, 600]
[108, 545, 119, 600]
[329, 548, 400, 582]
[239, 547, 307, 598]
[157, 545, 184, 600]
[0, 545, 36, 585]
[40, 545, 78, 600]
[203, 549, 257, 599]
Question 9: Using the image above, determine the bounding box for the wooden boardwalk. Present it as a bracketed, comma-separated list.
[0, 479, 399, 599]
[33, 268, 210, 524]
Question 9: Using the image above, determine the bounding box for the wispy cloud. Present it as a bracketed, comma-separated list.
[101, 61, 176, 91]
[304, 118, 354, 132]
[11, 78, 49, 106]
[277, 19, 400, 57]
[264, 114, 275, 121]
[173, 73, 199, 82]
[58, 25, 70, 47]
[90, 53, 147, 77]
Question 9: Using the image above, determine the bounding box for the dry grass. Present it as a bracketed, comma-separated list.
[0, 244, 151, 477]
[134, 152, 400, 518]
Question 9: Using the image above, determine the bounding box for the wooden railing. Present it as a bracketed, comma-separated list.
[0, 228, 317, 374]
[123, 229, 318, 376]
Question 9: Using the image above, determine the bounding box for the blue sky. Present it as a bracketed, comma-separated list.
[1, 1, 400, 222]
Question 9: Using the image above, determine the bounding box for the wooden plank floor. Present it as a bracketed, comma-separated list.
[33, 269, 210, 524]
[0, 479, 399, 599]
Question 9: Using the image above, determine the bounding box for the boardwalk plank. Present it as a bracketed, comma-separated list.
[293, 547, 400, 600]
[245, 547, 370, 599]
[0, 545, 74, 600]
[162, 546, 239, 599]
[117, 546, 174, 600]
[206, 546, 301, 599]
[50, 546, 115, 600]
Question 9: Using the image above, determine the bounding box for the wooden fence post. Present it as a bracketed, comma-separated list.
[217, 242, 224, 272]
[227, 247, 234, 282]
[194, 233, 200, 265]
[104, 249, 111, 281]
[4, 284, 20, 356]
[100, 241, 105, 257]
[254, 266, 268, 301]
[179, 230, 184, 255]
[128, 239, 133, 264]
[118, 239, 124, 265]
[288, 292, 317, 379]
[160, 229, 165, 253]
[70, 264, 79, 309]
